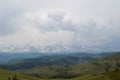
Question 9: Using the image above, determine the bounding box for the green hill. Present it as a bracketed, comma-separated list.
[0, 52, 115, 71]
[1, 68, 120, 80]
[0, 53, 97, 70]
[72, 70, 120, 80]
[70, 52, 120, 75]
[1, 52, 120, 80]
[20, 52, 120, 79]
[0, 69, 44, 80]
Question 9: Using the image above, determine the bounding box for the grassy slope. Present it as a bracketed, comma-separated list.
[1, 52, 120, 80]
[1, 68, 120, 80]
[20, 52, 120, 80]
[69, 52, 120, 75]
[71, 52, 120, 80]
[72, 70, 120, 80]
[1, 53, 97, 70]
[0, 69, 44, 80]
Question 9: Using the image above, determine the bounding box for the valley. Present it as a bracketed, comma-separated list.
[0, 52, 120, 80]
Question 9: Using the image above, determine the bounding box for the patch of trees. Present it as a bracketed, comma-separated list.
[108, 70, 120, 80]
[50, 66, 79, 78]
[29, 66, 81, 79]
[51, 69, 81, 79]
[8, 75, 19, 80]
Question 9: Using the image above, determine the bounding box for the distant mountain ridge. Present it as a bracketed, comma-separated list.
[0, 52, 116, 70]
[0, 53, 42, 63]
[0, 43, 119, 53]
[0, 52, 116, 63]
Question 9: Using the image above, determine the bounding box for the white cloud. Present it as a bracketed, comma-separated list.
[0, 0, 120, 52]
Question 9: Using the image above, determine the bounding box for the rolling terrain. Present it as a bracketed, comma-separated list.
[0, 52, 120, 80]
[0, 52, 115, 70]
[19, 52, 120, 79]
[0, 69, 44, 80]
[0, 67, 120, 80]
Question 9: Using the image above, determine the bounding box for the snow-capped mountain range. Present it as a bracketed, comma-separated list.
[0, 43, 120, 53]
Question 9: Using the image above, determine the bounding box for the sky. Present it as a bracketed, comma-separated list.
[0, 0, 120, 52]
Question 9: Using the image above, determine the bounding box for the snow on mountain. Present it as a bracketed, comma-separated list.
[0, 43, 119, 53]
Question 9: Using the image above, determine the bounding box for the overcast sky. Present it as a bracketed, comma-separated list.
[0, 0, 120, 50]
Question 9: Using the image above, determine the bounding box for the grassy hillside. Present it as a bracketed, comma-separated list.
[0, 52, 115, 70]
[0, 69, 44, 80]
[72, 70, 120, 80]
[1, 68, 120, 80]
[0, 53, 98, 70]
[0, 52, 120, 80]
[20, 52, 120, 79]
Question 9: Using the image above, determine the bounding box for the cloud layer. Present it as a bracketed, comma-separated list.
[0, 0, 120, 52]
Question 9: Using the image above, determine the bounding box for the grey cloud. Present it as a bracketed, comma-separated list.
[0, 0, 28, 36]
[0, 11, 22, 36]
[33, 12, 77, 32]
[0, 0, 120, 51]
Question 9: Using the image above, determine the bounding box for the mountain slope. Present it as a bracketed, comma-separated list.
[0, 52, 120, 80]
[72, 70, 120, 80]
[0, 53, 99, 70]
[0, 69, 44, 80]
[0, 52, 116, 70]
[19, 52, 120, 79]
